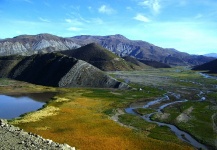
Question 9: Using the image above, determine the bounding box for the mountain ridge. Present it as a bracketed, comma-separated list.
[0, 53, 129, 88]
[61, 43, 150, 71]
[0, 33, 80, 56]
[203, 53, 217, 58]
[70, 34, 214, 66]
[0, 33, 214, 66]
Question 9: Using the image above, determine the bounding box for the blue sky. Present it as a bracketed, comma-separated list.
[0, 0, 217, 54]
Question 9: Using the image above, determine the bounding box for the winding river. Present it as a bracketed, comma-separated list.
[125, 94, 208, 150]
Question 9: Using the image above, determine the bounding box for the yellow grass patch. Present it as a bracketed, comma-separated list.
[13, 106, 59, 124]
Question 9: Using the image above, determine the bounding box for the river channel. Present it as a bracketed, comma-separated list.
[125, 93, 208, 150]
[0, 92, 55, 119]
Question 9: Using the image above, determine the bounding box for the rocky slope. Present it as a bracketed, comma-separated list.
[0, 119, 75, 150]
[0, 53, 128, 88]
[61, 43, 147, 71]
[192, 59, 217, 73]
[0, 34, 80, 56]
[70, 34, 214, 66]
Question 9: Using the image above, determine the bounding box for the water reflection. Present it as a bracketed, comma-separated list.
[0, 92, 55, 119]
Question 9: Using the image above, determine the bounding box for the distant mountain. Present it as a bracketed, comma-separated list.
[203, 53, 217, 58]
[0, 33, 214, 66]
[0, 33, 80, 56]
[61, 43, 149, 71]
[0, 53, 128, 88]
[70, 34, 214, 66]
[192, 59, 217, 73]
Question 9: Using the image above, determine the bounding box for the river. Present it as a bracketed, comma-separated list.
[125, 93, 208, 150]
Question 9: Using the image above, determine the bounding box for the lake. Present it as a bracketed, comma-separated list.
[0, 92, 55, 119]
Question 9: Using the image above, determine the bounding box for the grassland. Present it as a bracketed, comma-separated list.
[0, 77, 193, 150]
[109, 67, 217, 149]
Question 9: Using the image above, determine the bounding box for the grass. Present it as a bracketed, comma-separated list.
[108, 68, 217, 148]
[152, 101, 217, 148]
[134, 108, 156, 115]
[0, 78, 191, 150]
[10, 88, 192, 150]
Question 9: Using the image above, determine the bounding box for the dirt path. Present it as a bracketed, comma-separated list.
[0, 119, 75, 150]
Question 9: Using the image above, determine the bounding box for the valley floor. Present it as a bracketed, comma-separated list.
[0, 67, 216, 150]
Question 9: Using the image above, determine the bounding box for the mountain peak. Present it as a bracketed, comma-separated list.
[107, 34, 128, 40]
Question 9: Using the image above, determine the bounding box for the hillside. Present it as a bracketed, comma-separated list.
[61, 43, 147, 71]
[70, 34, 214, 66]
[138, 60, 171, 68]
[192, 59, 217, 73]
[122, 56, 152, 69]
[0, 33, 80, 56]
[0, 53, 128, 88]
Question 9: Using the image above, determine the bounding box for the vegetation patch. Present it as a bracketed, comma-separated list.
[134, 108, 156, 115]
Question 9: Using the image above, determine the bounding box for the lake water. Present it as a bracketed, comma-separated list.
[0, 92, 55, 119]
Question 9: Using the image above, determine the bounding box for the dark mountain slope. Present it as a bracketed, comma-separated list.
[0, 53, 128, 88]
[70, 34, 214, 66]
[122, 56, 152, 69]
[192, 59, 217, 73]
[61, 43, 142, 71]
[138, 60, 171, 68]
[0, 33, 80, 56]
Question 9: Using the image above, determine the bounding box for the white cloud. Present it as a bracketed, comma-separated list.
[39, 17, 50, 23]
[67, 27, 82, 31]
[65, 18, 84, 26]
[98, 5, 116, 15]
[134, 14, 150, 23]
[65, 19, 72, 23]
[139, 0, 161, 14]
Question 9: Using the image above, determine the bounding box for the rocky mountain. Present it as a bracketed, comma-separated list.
[61, 43, 147, 71]
[0, 53, 128, 88]
[192, 59, 217, 73]
[203, 53, 217, 58]
[0, 33, 214, 67]
[0, 34, 80, 56]
[70, 34, 214, 66]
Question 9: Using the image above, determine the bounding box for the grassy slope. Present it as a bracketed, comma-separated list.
[0, 79, 192, 150]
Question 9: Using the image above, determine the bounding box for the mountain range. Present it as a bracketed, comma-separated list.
[0, 33, 214, 66]
[70, 34, 214, 66]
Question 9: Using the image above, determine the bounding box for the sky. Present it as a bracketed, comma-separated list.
[0, 0, 217, 55]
